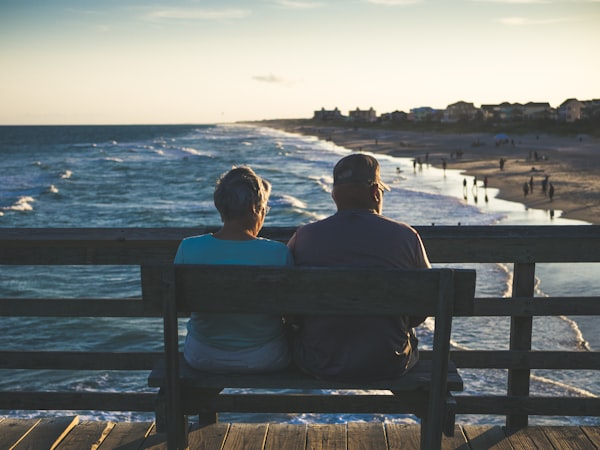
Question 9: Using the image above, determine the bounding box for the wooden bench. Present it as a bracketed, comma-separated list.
[142, 264, 476, 450]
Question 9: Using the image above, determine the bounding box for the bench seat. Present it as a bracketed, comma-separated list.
[149, 355, 463, 393]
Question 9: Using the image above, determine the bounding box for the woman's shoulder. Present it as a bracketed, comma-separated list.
[254, 237, 288, 250]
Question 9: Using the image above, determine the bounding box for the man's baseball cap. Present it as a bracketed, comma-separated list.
[333, 154, 391, 191]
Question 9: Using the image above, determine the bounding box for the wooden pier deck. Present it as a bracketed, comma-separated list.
[1, 417, 599, 450]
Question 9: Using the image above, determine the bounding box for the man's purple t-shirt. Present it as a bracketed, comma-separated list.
[287, 209, 431, 381]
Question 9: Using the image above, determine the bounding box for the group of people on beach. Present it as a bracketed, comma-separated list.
[174, 154, 430, 381]
[523, 174, 554, 201]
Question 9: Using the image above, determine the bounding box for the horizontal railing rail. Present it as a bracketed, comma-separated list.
[1, 226, 599, 427]
[2, 225, 600, 264]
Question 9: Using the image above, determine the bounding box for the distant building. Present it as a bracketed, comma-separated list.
[558, 99, 585, 122]
[313, 97, 598, 125]
[581, 99, 600, 120]
[480, 104, 498, 121]
[480, 102, 523, 121]
[522, 102, 553, 120]
[409, 106, 442, 122]
[380, 110, 408, 123]
[348, 107, 377, 122]
[444, 101, 479, 122]
[313, 107, 343, 121]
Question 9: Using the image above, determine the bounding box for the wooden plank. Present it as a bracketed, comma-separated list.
[12, 416, 79, 450]
[505, 426, 552, 449]
[543, 426, 596, 449]
[461, 425, 511, 450]
[347, 422, 387, 450]
[0, 351, 160, 370]
[455, 396, 600, 416]
[188, 423, 230, 450]
[5, 296, 599, 319]
[306, 424, 347, 450]
[385, 423, 421, 450]
[185, 393, 432, 416]
[3, 225, 600, 264]
[0, 298, 156, 318]
[507, 262, 535, 429]
[264, 423, 306, 450]
[96, 421, 154, 450]
[222, 423, 268, 450]
[138, 423, 167, 450]
[0, 392, 156, 412]
[53, 421, 113, 450]
[0, 418, 40, 449]
[142, 265, 459, 316]
[156, 356, 462, 392]
[448, 350, 600, 370]
[416, 225, 600, 263]
[473, 297, 600, 316]
[581, 426, 600, 447]
[441, 425, 470, 450]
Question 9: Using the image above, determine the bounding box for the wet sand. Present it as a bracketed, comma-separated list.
[261, 121, 600, 225]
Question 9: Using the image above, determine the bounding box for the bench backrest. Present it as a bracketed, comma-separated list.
[141, 265, 476, 317]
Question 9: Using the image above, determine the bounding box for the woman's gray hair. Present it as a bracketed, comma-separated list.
[213, 166, 271, 221]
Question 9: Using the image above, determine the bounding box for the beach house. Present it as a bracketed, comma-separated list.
[558, 98, 585, 122]
[348, 107, 377, 122]
[443, 101, 479, 122]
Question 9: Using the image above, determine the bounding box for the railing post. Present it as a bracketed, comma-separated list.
[507, 262, 535, 429]
[162, 265, 188, 449]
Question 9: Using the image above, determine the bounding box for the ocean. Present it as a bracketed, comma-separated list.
[0, 124, 598, 426]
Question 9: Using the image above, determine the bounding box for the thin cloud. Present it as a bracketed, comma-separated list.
[143, 8, 250, 22]
[252, 74, 298, 86]
[474, 0, 549, 3]
[365, 0, 422, 5]
[497, 16, 572, 25]
[270, 0, 324, 9]
[477, 0, 598, 2]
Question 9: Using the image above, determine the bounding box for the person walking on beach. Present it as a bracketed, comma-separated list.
[529, 176, 534, 193]
[174, 166, 292, 373]
[523, 182, 529, 197]
[549, 183, 555, 202]
[287, 154, 431, 381]
[542, 175, 549, 196]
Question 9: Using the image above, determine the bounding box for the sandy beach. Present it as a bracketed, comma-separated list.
[261, 121, 600, 225]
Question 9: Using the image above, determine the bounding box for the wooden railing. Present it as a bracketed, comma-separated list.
[1, 226, 599, 428]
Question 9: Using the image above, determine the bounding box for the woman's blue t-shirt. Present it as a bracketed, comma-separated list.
[174, 234, 293, 349]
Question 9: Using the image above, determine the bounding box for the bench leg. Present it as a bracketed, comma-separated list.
[165, 387, 188, 449]
[420, 411, 443, 450]
[420, 417, 442, 450]
[198, 412, 218, 427]
[166, 408, 188, 449]
[155, 388, 167, 433]
[443, 393, 457, 437]
[196, 388, 222, 427]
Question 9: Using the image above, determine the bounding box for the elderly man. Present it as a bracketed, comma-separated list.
[288, 153, 431, 381]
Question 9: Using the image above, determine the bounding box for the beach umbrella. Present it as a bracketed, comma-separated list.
[494, 133, 509, 141]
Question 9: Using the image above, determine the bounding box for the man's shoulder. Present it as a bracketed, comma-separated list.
[376, 214, 417, 231]
[296, 212, 418, 234]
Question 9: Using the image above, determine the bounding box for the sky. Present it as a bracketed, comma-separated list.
[1, 0, 598, 125]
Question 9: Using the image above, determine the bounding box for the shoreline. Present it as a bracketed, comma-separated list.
[260, 121, 600, 225]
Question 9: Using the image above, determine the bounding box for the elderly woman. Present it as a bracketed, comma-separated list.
[174, 166, 292, 373]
